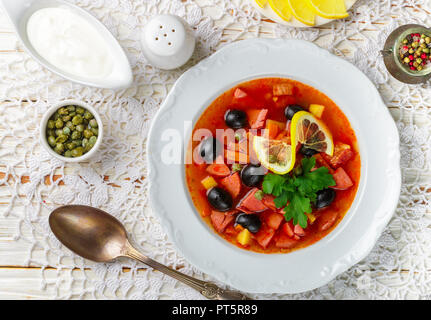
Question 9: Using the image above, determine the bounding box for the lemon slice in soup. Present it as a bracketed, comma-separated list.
[253, 136, 296, 175]
[291, 111, 334, 156]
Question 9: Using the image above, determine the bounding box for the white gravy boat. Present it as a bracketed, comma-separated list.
[0, 0, 133, 90]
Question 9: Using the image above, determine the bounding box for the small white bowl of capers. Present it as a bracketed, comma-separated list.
[40, 100, 103, 162]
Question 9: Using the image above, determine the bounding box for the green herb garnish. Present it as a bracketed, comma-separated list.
[262, 157, 335, 228]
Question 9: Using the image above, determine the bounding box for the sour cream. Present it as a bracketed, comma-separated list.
[26, 7, 114, 79]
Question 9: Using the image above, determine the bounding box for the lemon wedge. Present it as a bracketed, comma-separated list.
[253, 135, 295, 175]
[268, 0, 292, 22]
[255, 0, 268, 8]
[308, 0, 349, 19]
[291, 111, 334, 156]
[287, 0, 316, 26]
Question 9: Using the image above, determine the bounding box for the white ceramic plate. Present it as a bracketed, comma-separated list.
[147, 39, 401, 294]
[251, 0, 358, 28]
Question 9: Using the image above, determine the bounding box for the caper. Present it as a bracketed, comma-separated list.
[72, 115, 83, 125]
[84, 111, 93, 120]
[75, 124, 85, 132]
[71, 131, 81, 140]
[54, 143, 65, 154]
[55, 129, 63, 136]
[90, 127, 98, 135]
[74, 139, 82, 147]
[65, 141, 76, 150]
[71, 147, 84, 157]
[66, 121, 75, 130]
[82, 138, 88, 148]
[76, 107, 85, 114]
[89, 119, 98, 128]
[47, 129, 55, 136]
[48, 136, 56, 147]
[58, 107, 68, 115]
[56, 134, 68, 143]
[83, 129, 93, 139]
[67, 105, 75, 112]
[62, 115, 71, 122]
[55, 119, 64, 129]
[47, 120, 55, 129]
[62, 127, 71, 135]
[64, 150, 72, 158]
[88, 136, 97, 146]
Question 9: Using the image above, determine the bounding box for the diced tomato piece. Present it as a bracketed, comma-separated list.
[254, 224, 275, 249]
[220, 172, 241, 198]
[206, 163, 230, 177]
[246, 109, 268, 129]
[237, 188, 268, 213]
[318, 210, 339, 232]
[294, 224, 305, 237]
[210, 211, 235, 233]
[273, 83, 294, 96]
[225, 149, 249, 164]
[275, 234, 298, 249]
[322, 142, 354, 169]
[234, 88, 248, 99]
[331, 167, 353, 190]
[281, 222, 294, 238]
[262, 194, 277, 211]
[264, 212, 284, 230]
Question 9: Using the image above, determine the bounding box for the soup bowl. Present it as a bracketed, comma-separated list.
[147, 39, 401, 293]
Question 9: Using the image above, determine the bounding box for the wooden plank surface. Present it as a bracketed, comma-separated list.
[0, 0, 429, 299]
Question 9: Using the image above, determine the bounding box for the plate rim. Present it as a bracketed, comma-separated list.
[147, 38, 401, 293]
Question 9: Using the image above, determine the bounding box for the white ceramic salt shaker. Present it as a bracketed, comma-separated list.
[141, 15, 196, 70]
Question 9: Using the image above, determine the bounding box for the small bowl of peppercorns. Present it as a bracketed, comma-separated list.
[383, 24, 431, 84]
[40, 100, 103, 162]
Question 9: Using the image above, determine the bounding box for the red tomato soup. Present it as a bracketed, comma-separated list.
[185, 78, 360, 254]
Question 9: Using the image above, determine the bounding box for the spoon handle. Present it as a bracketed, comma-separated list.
[124, 242, 251, 300]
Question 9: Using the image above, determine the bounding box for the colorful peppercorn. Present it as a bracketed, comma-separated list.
[399, 32, 431, 71]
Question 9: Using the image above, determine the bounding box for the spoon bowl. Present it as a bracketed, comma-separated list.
[0, 0, 133, 89]
[49, 205, 127, 262]
[49, 205, 251, 300]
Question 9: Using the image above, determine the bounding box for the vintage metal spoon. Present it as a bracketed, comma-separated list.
[49, 205, 250, 300]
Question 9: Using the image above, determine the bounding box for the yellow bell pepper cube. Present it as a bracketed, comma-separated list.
[237, 228, 251, 246]
[306, 213, 316, 224]
[309, 104, 325, 118]
[201, 176, 217, 190]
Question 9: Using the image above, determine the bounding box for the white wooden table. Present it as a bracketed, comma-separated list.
[0, 0, 429, 299]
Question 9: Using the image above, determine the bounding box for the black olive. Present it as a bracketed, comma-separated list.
[225, 109, 248, 129]
[207, 187, 233, 212]
[240, 164, 265, 187]
[315, 188, 336, 209]
[300, 146, 319, 157]
[284, 105, 304, 120]
[235, 213, 261, 233]
[199, 137, 222, 163]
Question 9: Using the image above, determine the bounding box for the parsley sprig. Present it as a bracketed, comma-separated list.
[262, 157, 335, 228]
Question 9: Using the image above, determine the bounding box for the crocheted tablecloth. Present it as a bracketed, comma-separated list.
[0, 0, 430, 299]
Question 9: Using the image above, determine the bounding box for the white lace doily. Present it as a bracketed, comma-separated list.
[0, 0, 430, 299]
